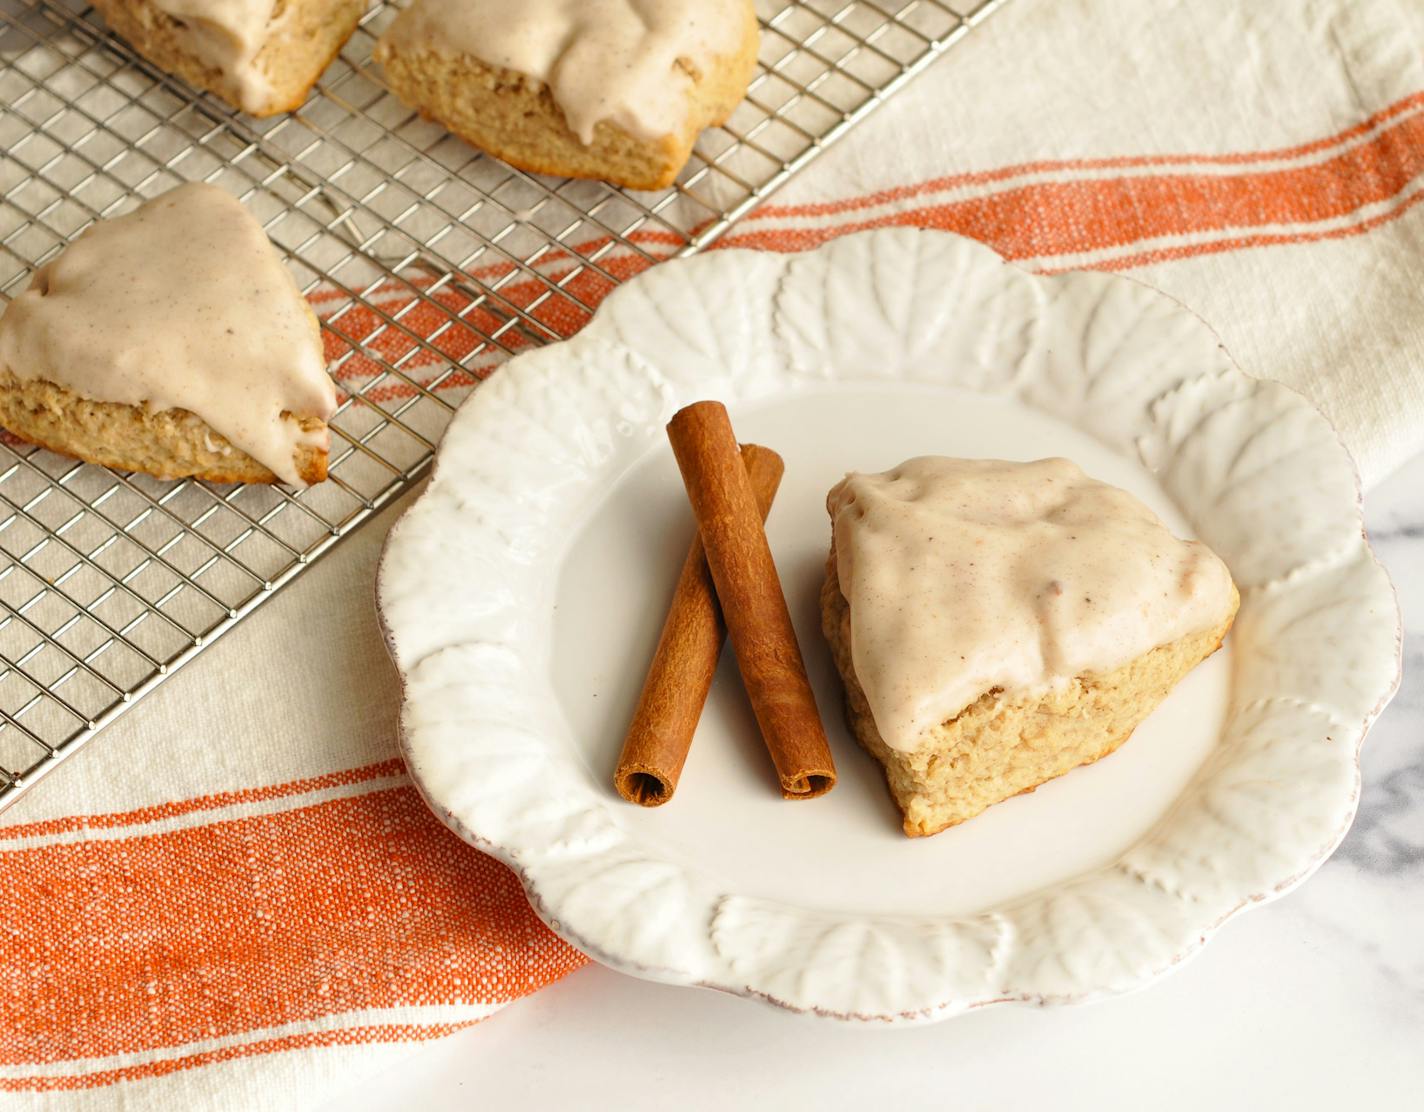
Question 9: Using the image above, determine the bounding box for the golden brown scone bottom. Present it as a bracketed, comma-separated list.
[376, 12, 760, 190]
[90, 0, 364, 116]
[0, 371, 328, 485]
[821, 541, 1240, 838]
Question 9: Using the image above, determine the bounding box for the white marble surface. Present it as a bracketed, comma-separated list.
[324, 454, 1424, 1111]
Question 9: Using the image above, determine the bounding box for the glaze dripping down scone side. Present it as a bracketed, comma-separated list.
[89, 0, 365, 116]
[821, 457, 1240, 838]
[0, 182, 337, 486]
[374, 0, 760, 190]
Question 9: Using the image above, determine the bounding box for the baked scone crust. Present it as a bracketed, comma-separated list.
[90, 0, 363, 116]
[375, 5, 760, 190]
[0, 183, 335, 486]
[0, 289, 330, 486]
[0, 370, 328, 485]
[821, 540, 1239, 838]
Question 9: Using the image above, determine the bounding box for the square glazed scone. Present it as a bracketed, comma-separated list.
[91, 0, 365, 115]
[821, 457, 1239, 838]
[0, 183, 337, 486]
[374, 0, 761, 190]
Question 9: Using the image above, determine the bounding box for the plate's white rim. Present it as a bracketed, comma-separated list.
[376, 229, 1402, 1023]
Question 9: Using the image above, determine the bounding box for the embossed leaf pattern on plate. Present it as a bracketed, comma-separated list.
[774, 229, 1041, 391]
[378, 230, 1400, 1023]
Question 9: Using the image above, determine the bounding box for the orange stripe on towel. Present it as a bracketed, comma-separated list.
[0, 1022, 484, 1093]
[0, 759, 407, 841]
[745, 89, 1424, 222]
[715, 101, 1424, 261]
[0, 786, 586, 1068]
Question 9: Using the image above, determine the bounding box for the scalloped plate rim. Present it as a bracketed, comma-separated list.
[375, 228, 1401, 1024]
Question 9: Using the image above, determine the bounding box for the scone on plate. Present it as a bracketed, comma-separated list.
[0, 182, 338, 487]
[374, 0, 760, 190]
[90, 0, 364, 116]
[821, 457, 1239, 838]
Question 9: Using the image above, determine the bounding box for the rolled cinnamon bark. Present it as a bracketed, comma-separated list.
[666, 402, 836, 799]
[614, 444, 785, 806]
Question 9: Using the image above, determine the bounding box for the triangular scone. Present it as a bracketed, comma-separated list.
[821, 457, 1239, 838]
[0, 182, 337, 487]
[89, 0, 364, 116]
[374, 0, 760, 191]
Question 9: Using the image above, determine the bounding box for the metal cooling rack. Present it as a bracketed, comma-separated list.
[0, 0, 1006, 811]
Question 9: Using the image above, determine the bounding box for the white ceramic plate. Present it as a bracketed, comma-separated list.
[377, 230, 1401, 1022]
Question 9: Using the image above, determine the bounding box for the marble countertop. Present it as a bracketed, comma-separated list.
[325, 452, 1424, 1112]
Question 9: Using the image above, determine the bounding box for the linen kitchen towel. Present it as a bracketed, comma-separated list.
[3, 0, 1423, 1108]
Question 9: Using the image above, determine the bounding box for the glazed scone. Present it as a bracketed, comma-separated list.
[0, 182, 338, 487]
[374, 0, 760, 190]
[90, 0, 365, 116]
[821, 457, 1239, 838]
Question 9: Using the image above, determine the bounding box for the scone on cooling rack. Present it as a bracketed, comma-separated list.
[821, 457, 1239, 838]
[0, 182, 338, 487]
[89, 0, 365, 116]
[374, 0, 760, 190]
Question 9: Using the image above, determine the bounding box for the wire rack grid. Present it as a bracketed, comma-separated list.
[0, 0, 1006, 812]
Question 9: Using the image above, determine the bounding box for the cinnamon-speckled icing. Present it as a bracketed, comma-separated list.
[376, 0, 750, 143]
[0, 182, 337, 486]
[827, 457, 1237, 749]
[149, 0, 282, 113]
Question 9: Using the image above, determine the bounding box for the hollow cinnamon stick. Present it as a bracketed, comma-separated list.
[666, 402, 836, 799]
[614, 444, 785, 806]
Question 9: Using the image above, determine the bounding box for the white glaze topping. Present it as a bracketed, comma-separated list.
[377, 0, 750, 144]
[0, 182, 337, 487]
[147, 0, 283, 113]
[828, 457, 1236, 751]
